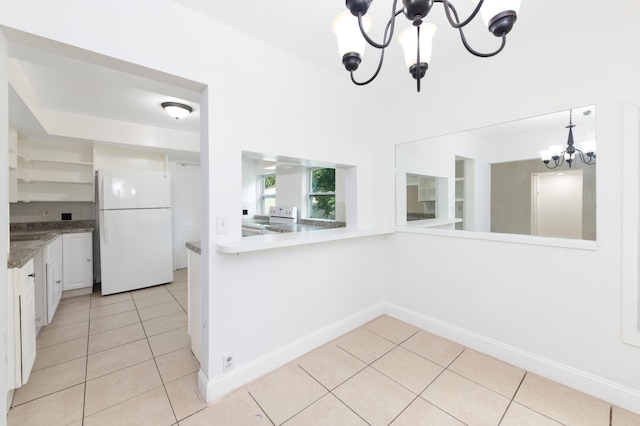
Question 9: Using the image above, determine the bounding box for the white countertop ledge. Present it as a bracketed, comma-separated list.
[216, 227, 393, 254]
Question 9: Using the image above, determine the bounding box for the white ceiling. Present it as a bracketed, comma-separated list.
[6, 30, 204, 163]
[175, 0, 582, 92]
[6, 0, 585, 160]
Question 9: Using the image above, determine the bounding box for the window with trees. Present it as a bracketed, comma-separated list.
[262, 174, 276, 214]
[308, 168, 336, 220]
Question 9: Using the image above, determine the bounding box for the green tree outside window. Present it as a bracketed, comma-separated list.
[309, 168, 336, 219]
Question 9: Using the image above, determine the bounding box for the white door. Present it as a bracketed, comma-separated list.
[173, 163, 201, 269]
[532, 170, 583, 238]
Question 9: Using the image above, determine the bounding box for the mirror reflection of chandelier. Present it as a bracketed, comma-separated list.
[332, 0, 521, 92]
[540, 110, 597, 169]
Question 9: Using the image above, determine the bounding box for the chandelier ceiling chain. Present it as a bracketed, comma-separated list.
[540, 109, 597, 169]
[332, 0, 521, 92]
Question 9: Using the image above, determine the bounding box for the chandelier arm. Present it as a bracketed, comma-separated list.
[350, 48, 386, 85]
[350, 11, 398, 87]
[557, 153, 566, 167]
[575, 148, 596, 165]
[436, 0, 484, 29]
[357, 2, 402, 50]
[458, 31, 507, 58]
[416, 25, 422, 92]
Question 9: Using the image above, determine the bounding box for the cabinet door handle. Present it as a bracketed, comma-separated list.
[56, 280, 61, 284]
[86, 259, 91, 262]
[28, 273, 35, 278]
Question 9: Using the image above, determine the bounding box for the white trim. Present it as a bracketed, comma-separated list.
[384, 302, 640, 414]
[216, 227, 394, 253]
[197, 302, 386, 402]
[197, 300, 640, 413]
[395, 226, 597, 251]
[622, 101, 640, 346]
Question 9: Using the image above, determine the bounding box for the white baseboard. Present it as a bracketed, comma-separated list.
[197, 300, 640, 414]
[382, 302, 640, 415]
[198, 302, 385, 403]
[6, 389, 13, 414]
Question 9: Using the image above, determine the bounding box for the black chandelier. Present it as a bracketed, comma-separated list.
[540, 110, 597, 169]
[332, 0, 521, 92]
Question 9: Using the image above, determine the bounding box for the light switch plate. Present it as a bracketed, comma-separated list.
[216, 216, 228, 235]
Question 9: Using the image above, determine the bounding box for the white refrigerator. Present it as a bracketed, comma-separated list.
[97, 170, 173, 295]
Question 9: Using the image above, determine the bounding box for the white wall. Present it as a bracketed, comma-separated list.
[10, 202, 94, 223]
[170, 161, 201, 270]
[93, 144, 167, 172]
[384, 0, 640, 413]
[0, 0, 393, 408]
[0, 30, 9, 426]
[3, 0, 640, 417]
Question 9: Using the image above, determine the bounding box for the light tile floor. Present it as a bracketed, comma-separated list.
[7, 271, 640, 425]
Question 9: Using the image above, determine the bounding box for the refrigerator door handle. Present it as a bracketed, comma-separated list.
[101, 211, 109, 244]
[101, 174, 106, 208]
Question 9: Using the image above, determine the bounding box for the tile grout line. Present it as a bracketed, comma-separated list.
[85, 289, 146, 421]
[296, 363, 372, 426]
[246, 390, 277, 426]
[135, 285, 184, 425]
[326, 326, 456, 425]
[329, 330, 412, 426]
[11, 276, 191, 425]
[496, 371, 527, 425]
[84, 284, 184, 424]
[80, 289, 99, 425]
[609, 405, 613, 426]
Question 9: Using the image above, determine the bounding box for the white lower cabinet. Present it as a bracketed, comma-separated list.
[34, 235, 63, 327]
[187, 249, 201, 363]
[63, 232, 93, 291]
[7, 259, 37, 393]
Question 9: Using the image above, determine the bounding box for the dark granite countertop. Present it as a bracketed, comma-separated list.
[242, 217, 346, 235]
[186, 241, 201, 255]
[8, 221, 95, 269]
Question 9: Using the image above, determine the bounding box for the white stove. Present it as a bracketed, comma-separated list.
[268, 206, 297, 224]
[242, 206, 298, 237]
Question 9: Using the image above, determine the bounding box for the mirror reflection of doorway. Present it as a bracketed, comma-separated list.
[531, 170, 583, 238]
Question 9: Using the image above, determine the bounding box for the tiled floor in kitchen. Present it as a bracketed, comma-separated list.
[7, 269, 640, 425]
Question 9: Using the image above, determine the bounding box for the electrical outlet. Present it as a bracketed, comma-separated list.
[223, 353, 234, 373]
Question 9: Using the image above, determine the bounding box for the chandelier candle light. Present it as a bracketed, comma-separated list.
[332, 0, 521, 92]
[540, 110, 597, 169]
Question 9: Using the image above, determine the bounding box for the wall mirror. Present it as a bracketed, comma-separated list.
[396, 106, 597, 240]
[406, 174, 449, 222]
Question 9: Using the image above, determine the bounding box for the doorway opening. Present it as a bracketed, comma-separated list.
[531, 169, 583, 239]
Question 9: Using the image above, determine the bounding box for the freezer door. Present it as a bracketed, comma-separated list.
[99, 208, 173, 295]
[99, 170, 171, 209]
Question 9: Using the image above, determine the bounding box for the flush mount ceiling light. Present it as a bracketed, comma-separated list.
[161, 102, 193, 119]
[332, 0, 521, 92]
[540, 110, 597, 169]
